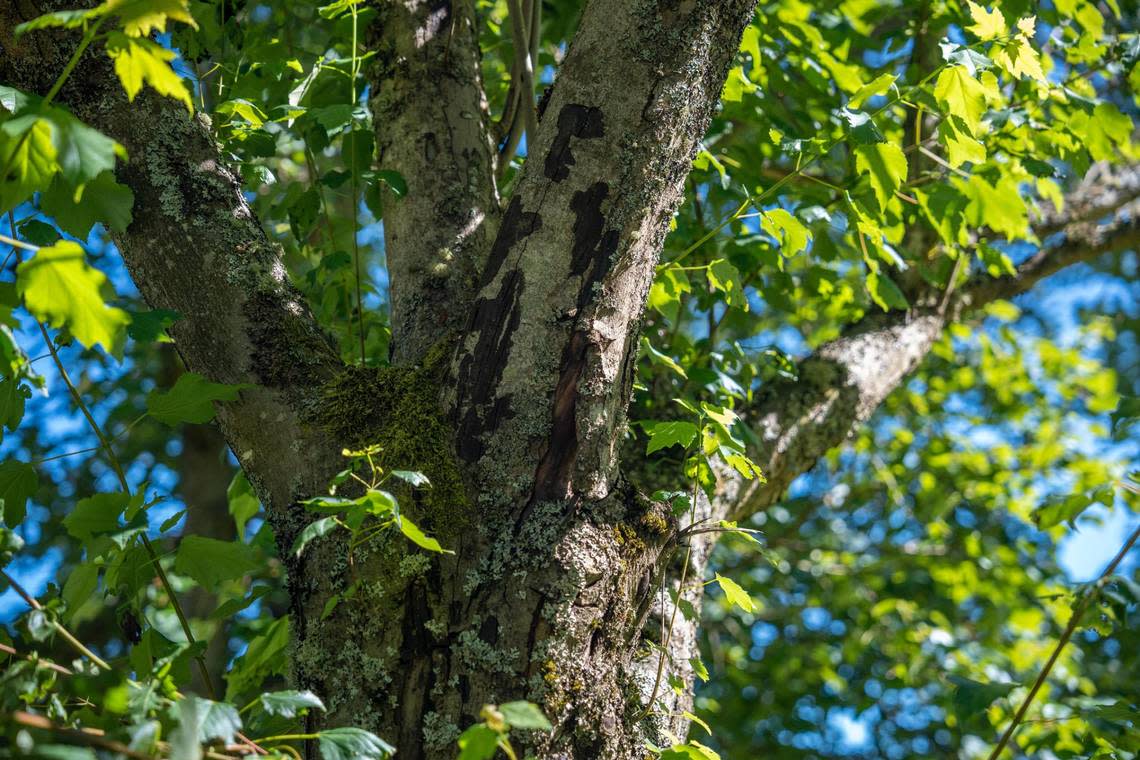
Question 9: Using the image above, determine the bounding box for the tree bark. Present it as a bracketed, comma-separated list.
[369, 0, 501, 366]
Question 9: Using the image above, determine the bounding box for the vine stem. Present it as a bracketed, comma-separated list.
[0, 569, 112, 670]
[637, 477, 700, 721]
[349, 0, 366, 364]
[8, 213, 217, 700]
[32, 318, 217, 699]
[42, 18, 104, 106]
[985, 514, 1140, 760]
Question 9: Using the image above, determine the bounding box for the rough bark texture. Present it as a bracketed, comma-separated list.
[287, 2, 760, 757]
[6, 2, 1140, 759]
[370, 0, 502, 366]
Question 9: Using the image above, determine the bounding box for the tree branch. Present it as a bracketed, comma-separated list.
[369, 0, 501, 366]
[724, 162, 1140, 521]
[0, 11, 344, 540]
[450, 0, 759, 512]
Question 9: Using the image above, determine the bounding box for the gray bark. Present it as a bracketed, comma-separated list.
[370, 0, 501, 366]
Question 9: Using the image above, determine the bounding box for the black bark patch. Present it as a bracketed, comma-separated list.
[479, 616, 499, 645]
[544, 104, 605, 182]
[480, 195, 542, 288]
[569, 181, 621, 310]
[531, 330, 589, 502]
[457, 271, 524, 461]
[528, 182, 621, 499]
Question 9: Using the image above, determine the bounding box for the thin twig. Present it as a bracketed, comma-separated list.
[1, 570, 112, 671]
[985, 518, 1140, 760]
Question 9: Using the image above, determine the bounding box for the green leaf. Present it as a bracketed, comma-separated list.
[291, 516, 339, 557]
[840, 109, 884, 144]
[457, 724, 500, 760]
[181, 696, 242, 744]
[15, 8, 102, 34]
[40, 171, 134, 237]
[867, 270, 909, 312]
[644, 420, 700, 455]
[16, 241, 129, 352]
[258, 690, 326, 718]
[715, 573, 756, 613]
[0, 460, 38, 526]
[397, 513, 450, 554]
[174, 536, 260, 589]
[127, 308, 180, 343]
[661, 741, 722, 760]
[225, 616, 290, 701]
[1084, 103, 1133, 162]
[689, 656, 709, 682]
[105, 32, 193, 112]
[44, 108, 125, 190]
[317, 727, 395, 760]
[760, 209, 811, 256]
[499, 701, 552, 731]
[227, 471, 260, 541]
[1034, 484, 1114, 529]
[707, 259, 748, 310]
[210, 585, 270, 620]
[61, 563, 99, 622]
[640, 337, 688, 378]
[933, 66, 988, 135]
[63, 492, 129, 541]
[0, 378, 30, 437]
[848, 73, 897, 110]
[159, 509, 187, 532]
[949, 675, 1017, 721]
[0, 114, 58, 212]
[855, 143, 907, 211]
[962, 175, 1028, 240]
[146, 372, 246, 426]
[390, 470, 431, 488]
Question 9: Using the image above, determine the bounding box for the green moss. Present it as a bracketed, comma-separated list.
[308, 340, 471, 541]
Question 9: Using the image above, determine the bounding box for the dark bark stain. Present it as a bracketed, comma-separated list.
[479, 615, 500, 646]
[544, 104, 604, 182]
[530, 182, 620, 501]
[569, 182, 620, 309]
[456, 194, 543, 462]
[457, 271, 524, 461]
[480, 195, 541, 288]
[398, 581, 435, 760]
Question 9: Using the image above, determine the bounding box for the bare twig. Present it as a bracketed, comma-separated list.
[986, 518, 1140, 760]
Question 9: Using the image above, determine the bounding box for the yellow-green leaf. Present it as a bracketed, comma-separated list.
[939, 117, 986, 168]
[849, 73, 897, 110]
[0, 115, 58, 213]
[105, 32, 192, 112]
[109, 0, 198, 37]
[966, 1, 1006, 40]
[760, 208, 811, 256]
[715, 573, 756, 613]
[855, 142, 907, 211]
[16, 241, 129, 352]
[933, 66, 988, 135]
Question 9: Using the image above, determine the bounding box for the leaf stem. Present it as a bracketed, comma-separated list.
[985, 517, 1140, 760]
[42, 19, 104, 106]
